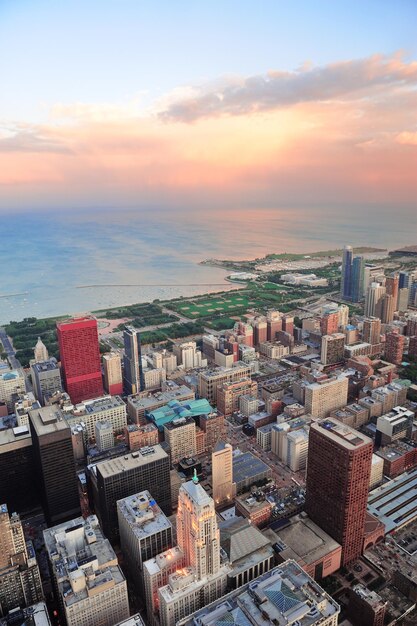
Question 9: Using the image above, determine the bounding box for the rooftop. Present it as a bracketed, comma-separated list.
[92, 445, 168, 479]
[368, 468, 417, 533]
[31, 358, 59, 373]
[313, 418, 372, 450]
[178, 560, 339, 626]
[128, 384, 194, 410]
[29, 405, 69, 436]
[150, 398, 214, 430]
[0, 602, 52, 626]
[69, 395, 125, 415]
[233, 451, 271, 485]
[117, 491, 171, 539]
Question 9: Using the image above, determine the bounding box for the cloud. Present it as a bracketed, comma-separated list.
[0, 126, 72, 154]
[160, 53, 417, 122]
[396, 131, 417, 146]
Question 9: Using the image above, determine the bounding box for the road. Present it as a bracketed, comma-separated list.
[0, 327, 22, 370]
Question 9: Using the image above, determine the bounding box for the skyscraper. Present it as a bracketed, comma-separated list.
[320, 312, 339, 336]
[103, 352, 123, 395]
[341, 245, 353, 300]
[56, 316, 104, 404]
[350, 256, 365, 302]
[29, 405, 80, 525]
[386, 275, 399, 308]
[320, 333, 345, 366]
[212, 442, 235, 506]
[379, 294, 395, 324]
[365, 283, 386, 318]
[362, 317, 382, 345]
[123, 326, 145, 395]
[34, 337, 48, 363]
[385, 332, 405, 365]
[305, 418, 373, 565]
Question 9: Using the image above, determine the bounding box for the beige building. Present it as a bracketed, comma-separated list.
[143, 546, 186, 623]
[64, 395, 127, 441]
[369, 454, 384, 490]
[304, 375, 349, 419]
[321, 333, 345, 365]
[0, 370, 25, 411]
[103, 352, 122, 395]
[173, 342, 206, 370]
[34, 337, 48, 362]
[43, 515, 129, 626]
[94, 421, 114, 451]
[259, 341, 289, 359]
[143, 367, 166, 390]
[164, 417, 196, 463]
[216, 378, 257, 417]
[197, 363, 251, 406]
[212, 442, 235, 506]
[127, 384, 195, 425]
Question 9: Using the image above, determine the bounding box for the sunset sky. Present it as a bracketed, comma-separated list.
[1, 0, 416, 214]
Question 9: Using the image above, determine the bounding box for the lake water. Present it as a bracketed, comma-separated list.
[0, 205, 415, 324]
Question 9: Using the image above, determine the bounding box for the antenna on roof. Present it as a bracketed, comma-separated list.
[192, 468, 199, 484]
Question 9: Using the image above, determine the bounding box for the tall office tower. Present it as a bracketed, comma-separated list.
[44, 516, 129, 626]
[57, 317, 104, 404]
[380, 294, 395, 324]
[305, 418, 373, 565]
[33, 337, 48, 363]
[164, 417, 197, 463]
[31, 358, 62, 405]
[251, 316, 267, 346]
[320, 312, 339, 336]
[0, 370, 25, 412]
[305, 376, 349, 419]
[341, 245, 353, 300]
[409, 336, 417, 358]
[103, 352, 123, 395]
[88, 445, 171, 542]
[397, 287, 409, 312]
[0, 504, 43, 616]
[362, 317, 382, 345]
[321, 333, 345, 366]
[266, 310, 282, 341]
[29, 405, 80, 525]
[399, 271, 409, 289]
[406, 314, 417, 337]
[282, 315, 294, 336]
[123, 326, 144, 395]
[364, 283, 386, 318]
[216, 378, 257, 417]
[385, 332, 405, 366]
[386, 275, 399, 308]
[117, 491, 173, 595]
[350, 256, 365, 302]
[212, 442, 235, 506]
[158, 478, 229, 626]
[338, 304, 350, 328]
[0, 425, 40, 514]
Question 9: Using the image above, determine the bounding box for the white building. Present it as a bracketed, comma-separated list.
[173, 342, 207, 370]
[94, 421, 114, 451]
[304, 376, 349, 419]
[63, 395, 127, 441]
[43, 516, 129, 626]
[0, 370, 25, 411]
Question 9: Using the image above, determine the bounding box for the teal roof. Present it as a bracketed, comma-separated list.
[148, 398, 214, 430]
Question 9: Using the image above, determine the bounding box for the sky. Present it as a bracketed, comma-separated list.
[0, 0, 416, 214]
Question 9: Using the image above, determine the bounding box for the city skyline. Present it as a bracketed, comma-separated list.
[0, 1, 416, 215]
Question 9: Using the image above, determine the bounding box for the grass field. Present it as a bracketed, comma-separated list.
[173, 293, 255, 317]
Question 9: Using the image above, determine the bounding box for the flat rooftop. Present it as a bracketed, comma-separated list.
[233, 451, 271, 484]
[128, 385, 194, 409]
[71, 395, 125, 414]
[264, 514, 341, 567]
[313, 418, 372, 450]
[29, 405, 69, 436]
[93, 445, 168, 479]
[368, 468, 417, 533]
[117, 491, 171, 539]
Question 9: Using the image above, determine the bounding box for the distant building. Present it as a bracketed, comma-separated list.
[385, 331, 405, 365]
[0, 370, 25, 411]
[33, 337, 48, 363]
[320, 333, 345, 365]
[57, 316, 104, 404]
[212, 442, 235, 506]
[365, 283, 386, 318]
[198, 363, 251, 406]
[31, 358, 62, 405]
[123, 326, 144, 395]
[341, 245, 353, 300]
[43, 515, 129, 626]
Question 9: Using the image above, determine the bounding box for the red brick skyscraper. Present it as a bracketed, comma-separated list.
[305, 418, 373, 565]
[57, 316, 104, 404]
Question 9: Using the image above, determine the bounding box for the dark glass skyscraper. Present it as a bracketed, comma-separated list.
[350, 256, 364, 303]
[123, 326, 145, 394]
[340, 245, 353, 300]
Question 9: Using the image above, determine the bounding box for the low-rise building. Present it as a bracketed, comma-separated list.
[127, 384, 195, 425]
[64, 395, 127, 442]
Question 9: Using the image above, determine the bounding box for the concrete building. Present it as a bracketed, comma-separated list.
[259, 341, 289, 360]
[173, 342, 206, 370]
[251, 316, 267, 347]
[266, 310, 282, 341]
[0, 371, 25, 411]
[43, 515, 129, 626]
[198, 412, 225, 453]
[197, 363, 251, 406]
[212, 442, 235, 506]
[233, 452, 271, 494]
[142, 367, 166, 391]
[124, 423, 159, 451]
[157, 478, 230, 626]
[31, 359, 62, 406]
[304, 376, 349, 419]
[348, 584, 387, 626]
[94, 421, 114, 451]
[216, 378, 257, 417]
[286, 429, 309, 472]
[127, 384, 195, 425]
[256, 424, 272, 451]
[123, 326, 144, 395]
[363, 317, 382, 345]
[34, 337, 49, 363]
[320, 333, 345, 365]
[365, 283, 386, 318]
[369, 454, 384, 490]
[117, 491, 173, 595]
[235, 494, 273, 528]
[306, 419, 373, 565]
[265, 513, 342, 580]
[164, 417, 197, 464]
[143, 546, 186, 623]
[177, 560, 340, 626]
[88, 445, 171, 542]
[238, 394, 259, 418]
[29, 405, 80, 525]
[0, 504, 43, 616]
[103, 352, 123, 396]
[385, 331, 405, 365]
[64, 395, 127, 442]
[0, 602, 51, 626]
[375, 406, 414, 447]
